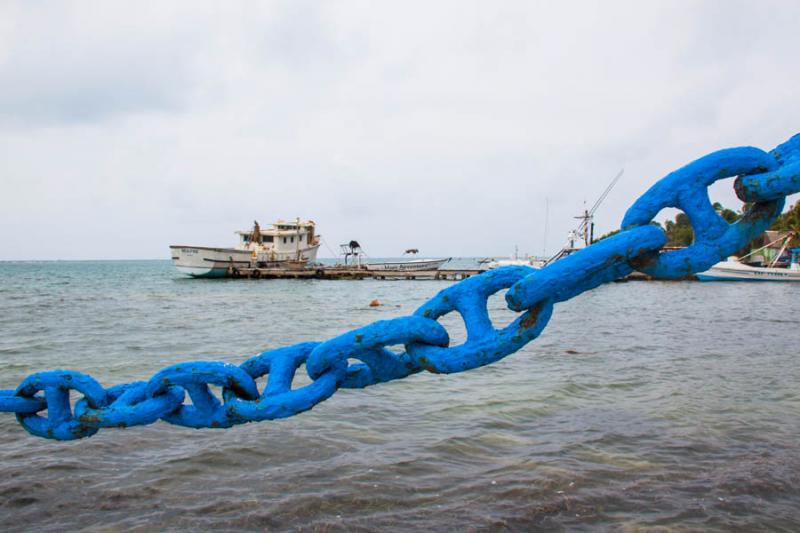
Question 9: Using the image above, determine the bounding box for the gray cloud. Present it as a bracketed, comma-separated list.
[1, 0, 798, 260]
[0, 3, 203, 126]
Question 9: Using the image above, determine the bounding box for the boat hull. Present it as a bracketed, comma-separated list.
[170, 242, 322, 278]
[365, 258, 451, 271]
[170, 246, 253, 278]
[696, 261, 800, 282]
[481, 258, 545, 270]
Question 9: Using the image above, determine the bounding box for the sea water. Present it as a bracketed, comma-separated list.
[0, 260, 798, 531]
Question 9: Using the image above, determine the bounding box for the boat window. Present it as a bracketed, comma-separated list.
[299, 235, 303, 242]
[262, 235, 273, 243]
[283, 237, 287, 244]
[242, 235, 250, 243]
[290, 236, 294, 243]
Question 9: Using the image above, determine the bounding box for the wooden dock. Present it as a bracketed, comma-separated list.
[229, 267, 484, 280]
[224, 266, 692, 282]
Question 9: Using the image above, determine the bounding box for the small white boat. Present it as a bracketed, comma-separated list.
[480, 258, 542, 269]
[339, 243, 450, 271]
[365, 257, 451, 271]
[697, 234, 800, 281]
[170, 218, 321, 278]
[696, 253, 800, 281]
[366, 248, 450, 271]
[479, 244, 549, 270]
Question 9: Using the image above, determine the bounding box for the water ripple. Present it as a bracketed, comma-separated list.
[0, 261, 798, 530]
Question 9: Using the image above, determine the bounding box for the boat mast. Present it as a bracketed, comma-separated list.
[542, 197, 549, 257]
[738, 232, 793, 266]
[769, 233, 793, 268]
[295, 217, 301, 261]
[574, 168, 624, 246]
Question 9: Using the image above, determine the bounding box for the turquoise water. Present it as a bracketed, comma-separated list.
[0, 260, 799, 530]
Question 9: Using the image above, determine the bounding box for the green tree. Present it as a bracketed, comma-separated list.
[664, 212, 694, 246]
[713, 202, 740, 223]
[662, 202, 742, 247]
[770, 200, 800, 245]
[595, 200, 798, 252]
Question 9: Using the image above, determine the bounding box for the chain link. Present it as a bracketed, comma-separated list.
[2, 133, 799, 439]
[622, 146, 786, 278]
[408, 265, 553, 374]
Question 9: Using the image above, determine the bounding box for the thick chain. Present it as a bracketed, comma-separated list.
[2, 134, 799, 440]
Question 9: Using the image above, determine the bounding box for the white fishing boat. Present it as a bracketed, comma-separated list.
[696, 257, 800, 281]
[339, 243, 450, 271]
[170, 218, 321, 278]
[697, 233, 800, 281]
[366, 248, 450, 271]
[365, 257, 451, 271]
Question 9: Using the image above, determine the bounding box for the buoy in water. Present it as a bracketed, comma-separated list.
[369, 299, 381, 307]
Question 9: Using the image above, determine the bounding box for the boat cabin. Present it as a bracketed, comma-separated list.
[235, 218, 320, 262]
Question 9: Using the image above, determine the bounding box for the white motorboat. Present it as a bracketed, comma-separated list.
[696, 259, 800, 281]
[366, 248, 450, 271]
[365, 257, 451, 271]
[170, 218, 321, 277]
[479, 246, 545, 270]
[697, 233, 800, 281]
[339, 243, 450, 271]
[697, 248, 800, 281]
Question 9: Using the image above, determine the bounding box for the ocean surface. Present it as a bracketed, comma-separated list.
[0, 260, 798, 531]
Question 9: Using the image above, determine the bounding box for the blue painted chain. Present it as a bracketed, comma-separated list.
[3, 135, 799, 440]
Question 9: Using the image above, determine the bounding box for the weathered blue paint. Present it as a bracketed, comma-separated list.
[75, 381, 185, 430]
[505, 225, 666, 311]
[146, 362, 260, 428]
[307, 316, 449, 387]
[735, 133, 800, 202]
[408, 265, 553, 373]
[622, 146, 785, 279]
[2, 133, 799, 440]
[14, 371, 107, 440]
[228, 342, 346, 423]
[0, 390, 46, 414]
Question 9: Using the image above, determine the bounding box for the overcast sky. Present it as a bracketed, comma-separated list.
[2, 1, 799, 260]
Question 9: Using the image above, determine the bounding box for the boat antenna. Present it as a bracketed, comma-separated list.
[575, 168, 624, 245]
[590, 168, 625, 217]
[252, 220, 262, 244]
[295, 217, 301, 261]
[542, 197, 549, 257]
